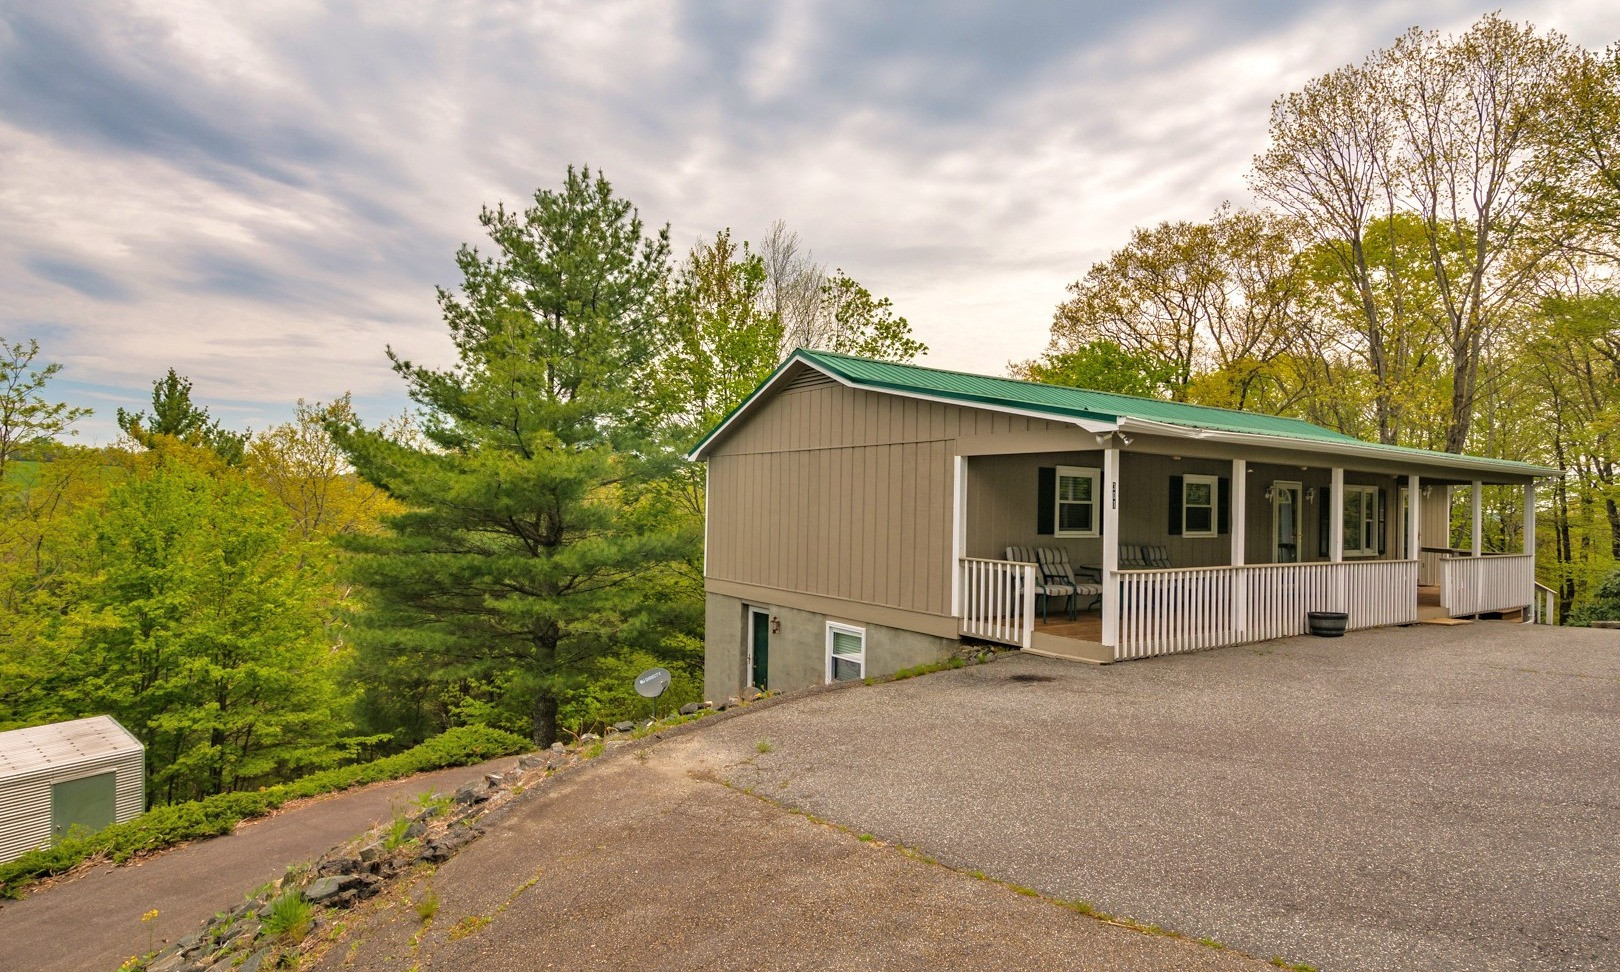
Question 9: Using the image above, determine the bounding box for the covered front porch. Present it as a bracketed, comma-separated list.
[951, 441, 1543, 662]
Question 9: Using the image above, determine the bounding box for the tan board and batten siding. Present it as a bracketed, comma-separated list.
[705, 366, 1075, 628]
[0, 716, 145, 863]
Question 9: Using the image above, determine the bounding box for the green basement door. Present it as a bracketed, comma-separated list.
[51, 772, 117, 843]
[750, 608, 770, 691]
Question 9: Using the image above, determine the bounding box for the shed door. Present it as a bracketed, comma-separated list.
[51, 772, 117, 843]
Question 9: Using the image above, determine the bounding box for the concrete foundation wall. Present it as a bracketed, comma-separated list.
[704, 591, 954, 702]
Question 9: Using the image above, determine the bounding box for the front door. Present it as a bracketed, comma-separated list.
[51, 772, 116, 844]
[749, 609, 770, 692]
[1272, 482, 1302, 563]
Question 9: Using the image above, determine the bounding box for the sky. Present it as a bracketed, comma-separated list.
[0, 0, 1614, 444]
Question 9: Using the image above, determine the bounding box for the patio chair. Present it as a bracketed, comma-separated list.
[1005, 546, 1075, 623]
[1119, 544, 1149, 569]
[1036, 547, 1104, 614]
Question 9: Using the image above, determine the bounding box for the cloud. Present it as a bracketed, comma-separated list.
[0, 0, 1610, 444]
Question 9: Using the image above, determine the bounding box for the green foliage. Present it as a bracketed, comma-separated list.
[36, 442, 352, 802]
[554, 650, 702, 737]
[331, 166, 699, 748]
[0, 725, 526, 898]
[1012, 339, 1177, 398]
[1568, 569, 1620, 625]
[0, 336, 91, 482]
[262, 891, 313, 941]
[815, 269, 927, 362]
[116, 369, 247, 464]
[383, 812, 414, 851]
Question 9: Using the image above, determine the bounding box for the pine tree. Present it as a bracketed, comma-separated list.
[332, 167, 697, 746]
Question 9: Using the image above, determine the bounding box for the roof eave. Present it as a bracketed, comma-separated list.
[1117, 418, 1562, 479]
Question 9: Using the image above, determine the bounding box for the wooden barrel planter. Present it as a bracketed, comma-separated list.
[1308, 611, 1348, 637]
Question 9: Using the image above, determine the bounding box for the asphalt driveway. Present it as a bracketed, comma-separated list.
[683, 622, 1620, 972]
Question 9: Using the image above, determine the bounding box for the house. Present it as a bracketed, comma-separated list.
[0, 716, 145, 864]
[690, 349, 1558, 702]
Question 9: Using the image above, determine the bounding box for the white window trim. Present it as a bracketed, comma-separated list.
[1183, 474, 1219, 539]
[1053, 465, 1101, 539]
[1343, 484, 1380, 557]
[825, 622, 866, 683]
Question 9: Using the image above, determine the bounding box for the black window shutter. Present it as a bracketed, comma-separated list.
[1168, 475, 1183, 536]
[1218, 477, 1231, 535]
[1318, 485, 1331, 559]
[1037, 467, 1055, 535]
[1377, 487, 1388, 556]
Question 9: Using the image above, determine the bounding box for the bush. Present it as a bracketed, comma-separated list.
[0, 725, 528, 898]
[262, 890, 313, 941]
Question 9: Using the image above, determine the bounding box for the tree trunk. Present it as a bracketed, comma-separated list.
[531, 692, 559, 749]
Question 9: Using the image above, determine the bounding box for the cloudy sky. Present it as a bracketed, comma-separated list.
[0, 0, 1612, 442]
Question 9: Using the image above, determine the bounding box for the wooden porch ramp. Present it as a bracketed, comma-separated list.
[1417, 585, 1468, 624]
[1028, 614, 1112, 664]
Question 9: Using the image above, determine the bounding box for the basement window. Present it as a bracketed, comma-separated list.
[826, 623, 866, 683]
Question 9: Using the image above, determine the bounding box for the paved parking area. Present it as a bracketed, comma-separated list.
[685, 623, 1620, 972]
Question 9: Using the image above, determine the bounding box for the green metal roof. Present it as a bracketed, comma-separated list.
[798, 349, 1367, 442]
[691, 348, 1558, 477]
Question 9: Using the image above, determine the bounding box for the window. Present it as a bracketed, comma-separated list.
[1182, 474, 1219, 538]
[826, 623, 866, 682]
[1343, 485, 1380, 557]
[1054, 466, 1100, 538]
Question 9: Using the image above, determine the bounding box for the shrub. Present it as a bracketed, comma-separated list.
[0, 725, 528, 898]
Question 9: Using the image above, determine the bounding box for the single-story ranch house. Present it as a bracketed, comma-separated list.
[691, 349, 1559, 702]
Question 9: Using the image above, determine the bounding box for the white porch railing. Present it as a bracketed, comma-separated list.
[958, 557, 1036, 649]
[1529, 582, 1558, 624]
[1440, 554, 1535, 617]
[1116, 560, 1419, 661]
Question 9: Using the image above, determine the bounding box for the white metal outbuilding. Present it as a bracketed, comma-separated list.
[0, 716, 145, 863]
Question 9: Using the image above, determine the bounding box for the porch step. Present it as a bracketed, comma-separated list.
[1419, 617, 1474, 626]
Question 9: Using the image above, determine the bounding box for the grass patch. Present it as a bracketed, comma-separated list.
[383, 813, 414, 851]
[889, 657, 967, 681]
[755, 739, 774, 754]
[262, 891, 314, 942]
[448, 914, 491, 940]
[414, 885, 441, 923]
[0, 725, 529, 898]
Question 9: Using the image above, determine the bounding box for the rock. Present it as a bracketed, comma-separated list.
[579, 732, 600, 743]
[517, 754, 546, 771]
[304, 875, 358, 903]
[422, 825, 484, 863]
[741, 686, 761, 701]
[354, 874, 384, 899]
[175, 934, 203, 956]
[719, 696, 741, 711]
[549, 741, 565, 752]
[699, 700, 714, 710]
[147, 949, 190, 972]
[237, 948, 272, 972]
[453, 780, 491, 805]
[484, 772, 505, 787]
[317, 856, 360, 877]
[678, 702, 700, 716]
[357, 840, 386, 862]
[613, 720, 635, 733]
[404, 820, 427, 840]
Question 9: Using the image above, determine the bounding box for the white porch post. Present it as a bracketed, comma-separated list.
[1523, 481, 1535, 556]
[1230, 459, 1247, 566]
[1471, 479, 1485, 614]
[1231, 459, 1247, 640]
[1329, 467, 1344, 562]
[1406, 474, 1420, 561]
[1471, 481, 1483, 555]
[1102, 445, 1120, 650]
[1329, 466, 1345, 612]
[950, 455, 966, 618]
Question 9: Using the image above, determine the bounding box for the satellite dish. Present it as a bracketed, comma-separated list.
[634, 667, 671, 699]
